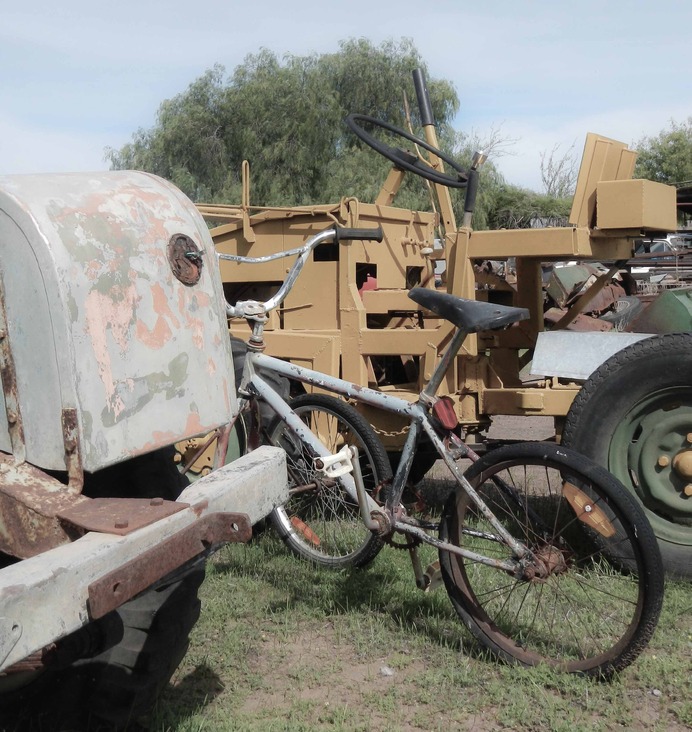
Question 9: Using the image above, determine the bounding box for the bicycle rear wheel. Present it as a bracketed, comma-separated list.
[439, 442, 663, 677]
[268, 394, 392, 568]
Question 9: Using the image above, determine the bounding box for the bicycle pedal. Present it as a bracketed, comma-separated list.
[313, 445, 354, 478]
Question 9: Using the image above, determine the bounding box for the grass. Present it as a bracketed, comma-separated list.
[147, 529, 692, 732]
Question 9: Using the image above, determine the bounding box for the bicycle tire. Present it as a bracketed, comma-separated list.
[268, 393, 392, 568]
[438, 442, 664, 677]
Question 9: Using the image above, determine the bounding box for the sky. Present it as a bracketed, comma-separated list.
[1, 0, 690, 192]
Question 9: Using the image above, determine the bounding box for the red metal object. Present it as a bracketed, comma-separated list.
[58, 497, 188, 536]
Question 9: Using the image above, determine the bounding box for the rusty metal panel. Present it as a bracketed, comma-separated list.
[0, 172, 236, 472]
[0, 455, 89, 558]
[57, 496, 188, 535]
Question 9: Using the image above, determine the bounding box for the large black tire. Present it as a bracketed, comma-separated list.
[0, 450, 205, 730]
[562, 332, 692, 578]
[268, 393, 392, 568]
[439, 442, 664, 677]
[78, 562, 205, 728]
[0, 564, 205, 731]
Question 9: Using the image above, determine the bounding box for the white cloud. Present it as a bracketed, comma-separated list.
[1, 0, 689, 188]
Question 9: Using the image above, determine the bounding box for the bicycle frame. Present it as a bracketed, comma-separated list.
[238, 344, 529, 575]
[222, 225, 533, 576]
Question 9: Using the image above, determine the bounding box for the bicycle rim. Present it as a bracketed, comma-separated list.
[269, 395, 390, 568]
[439, 442, 663, 676]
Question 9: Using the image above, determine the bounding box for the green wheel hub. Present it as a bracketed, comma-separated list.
[609, 386, 692, 544]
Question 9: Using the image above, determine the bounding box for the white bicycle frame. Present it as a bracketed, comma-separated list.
[220, 226, 535, 575]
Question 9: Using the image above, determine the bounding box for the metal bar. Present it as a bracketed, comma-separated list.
[0, 446, 287, 672]
[247, 374, 379, 513]
[392, 519, 518, 574]
[0, 273, 25, 462]
[88, 512, 251, 619]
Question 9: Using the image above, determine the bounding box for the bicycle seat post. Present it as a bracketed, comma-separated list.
[420, 326, 468, 402]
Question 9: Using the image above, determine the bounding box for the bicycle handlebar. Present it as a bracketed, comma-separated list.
[334, 226, 384, 243]
[224, 226, 383, 319]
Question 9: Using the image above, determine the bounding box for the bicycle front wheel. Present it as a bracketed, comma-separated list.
[439, 442, 663, 677]
[268, 394, 392, 568]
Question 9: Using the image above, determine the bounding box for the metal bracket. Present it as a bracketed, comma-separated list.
[87, 511, 251, 619]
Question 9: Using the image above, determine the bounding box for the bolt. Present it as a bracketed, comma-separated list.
[657, 455, 670, 468]
[173, 452, 182, 463]
[684, 485, 692, 497]
[114, 519, 129, 529]
[6, 411, 16, 424]
[584, 504, 592, 513]
[150, 497, 164, 506]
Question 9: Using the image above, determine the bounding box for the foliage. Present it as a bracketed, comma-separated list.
[108, 38, 592, 230]
[540, 142, 577, 198]
[486, 185, 572, 229]
[107, 39, 458, 208]
[633, 117, 692, 185]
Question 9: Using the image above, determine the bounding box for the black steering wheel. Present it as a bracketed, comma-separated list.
[345, 113, 468, 189]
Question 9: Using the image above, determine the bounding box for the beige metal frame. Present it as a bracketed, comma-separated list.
[203, 131, 677, 448]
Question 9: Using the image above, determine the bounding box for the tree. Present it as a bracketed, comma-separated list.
[486, 185, 571, 230]
[107, 38, 577, 230]
[107, 39, 458, 207]
[540, 142, 577, 198]
[633, 117, 692, 185]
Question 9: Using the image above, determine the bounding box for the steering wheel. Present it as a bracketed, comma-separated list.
[345, 113, 468, 189]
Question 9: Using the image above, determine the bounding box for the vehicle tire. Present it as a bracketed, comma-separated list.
[77, 562, 205, 728]
[598, 295, 644, 330]
[268, 393, 392, 568]
[562, 332, 692, 578]
[438, 442, 664, 677]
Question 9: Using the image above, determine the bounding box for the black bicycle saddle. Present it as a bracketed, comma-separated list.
[408, 288, 529, 333]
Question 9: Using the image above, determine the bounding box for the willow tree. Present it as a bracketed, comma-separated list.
[107, 39, 459, 208]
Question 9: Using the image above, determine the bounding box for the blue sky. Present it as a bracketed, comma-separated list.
[1, 0, 689, 192]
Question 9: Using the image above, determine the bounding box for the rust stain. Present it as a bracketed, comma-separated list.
[184, 411, 205, 436]
[134, 282, 183, 350]
[152, 282, 181, 328]
[136, 315, 172, 350]
[0, 455, 89, 558]
[83, 284, 139, 419]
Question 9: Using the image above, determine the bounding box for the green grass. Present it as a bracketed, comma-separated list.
[148, 531, 692, 732]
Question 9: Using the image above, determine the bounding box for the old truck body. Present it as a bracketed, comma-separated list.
[0, 171, 287, 726]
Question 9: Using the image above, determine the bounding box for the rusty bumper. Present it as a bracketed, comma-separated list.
[0, 446, 286, 672]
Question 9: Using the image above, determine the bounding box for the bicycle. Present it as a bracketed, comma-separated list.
[209, 222, 664, 678]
